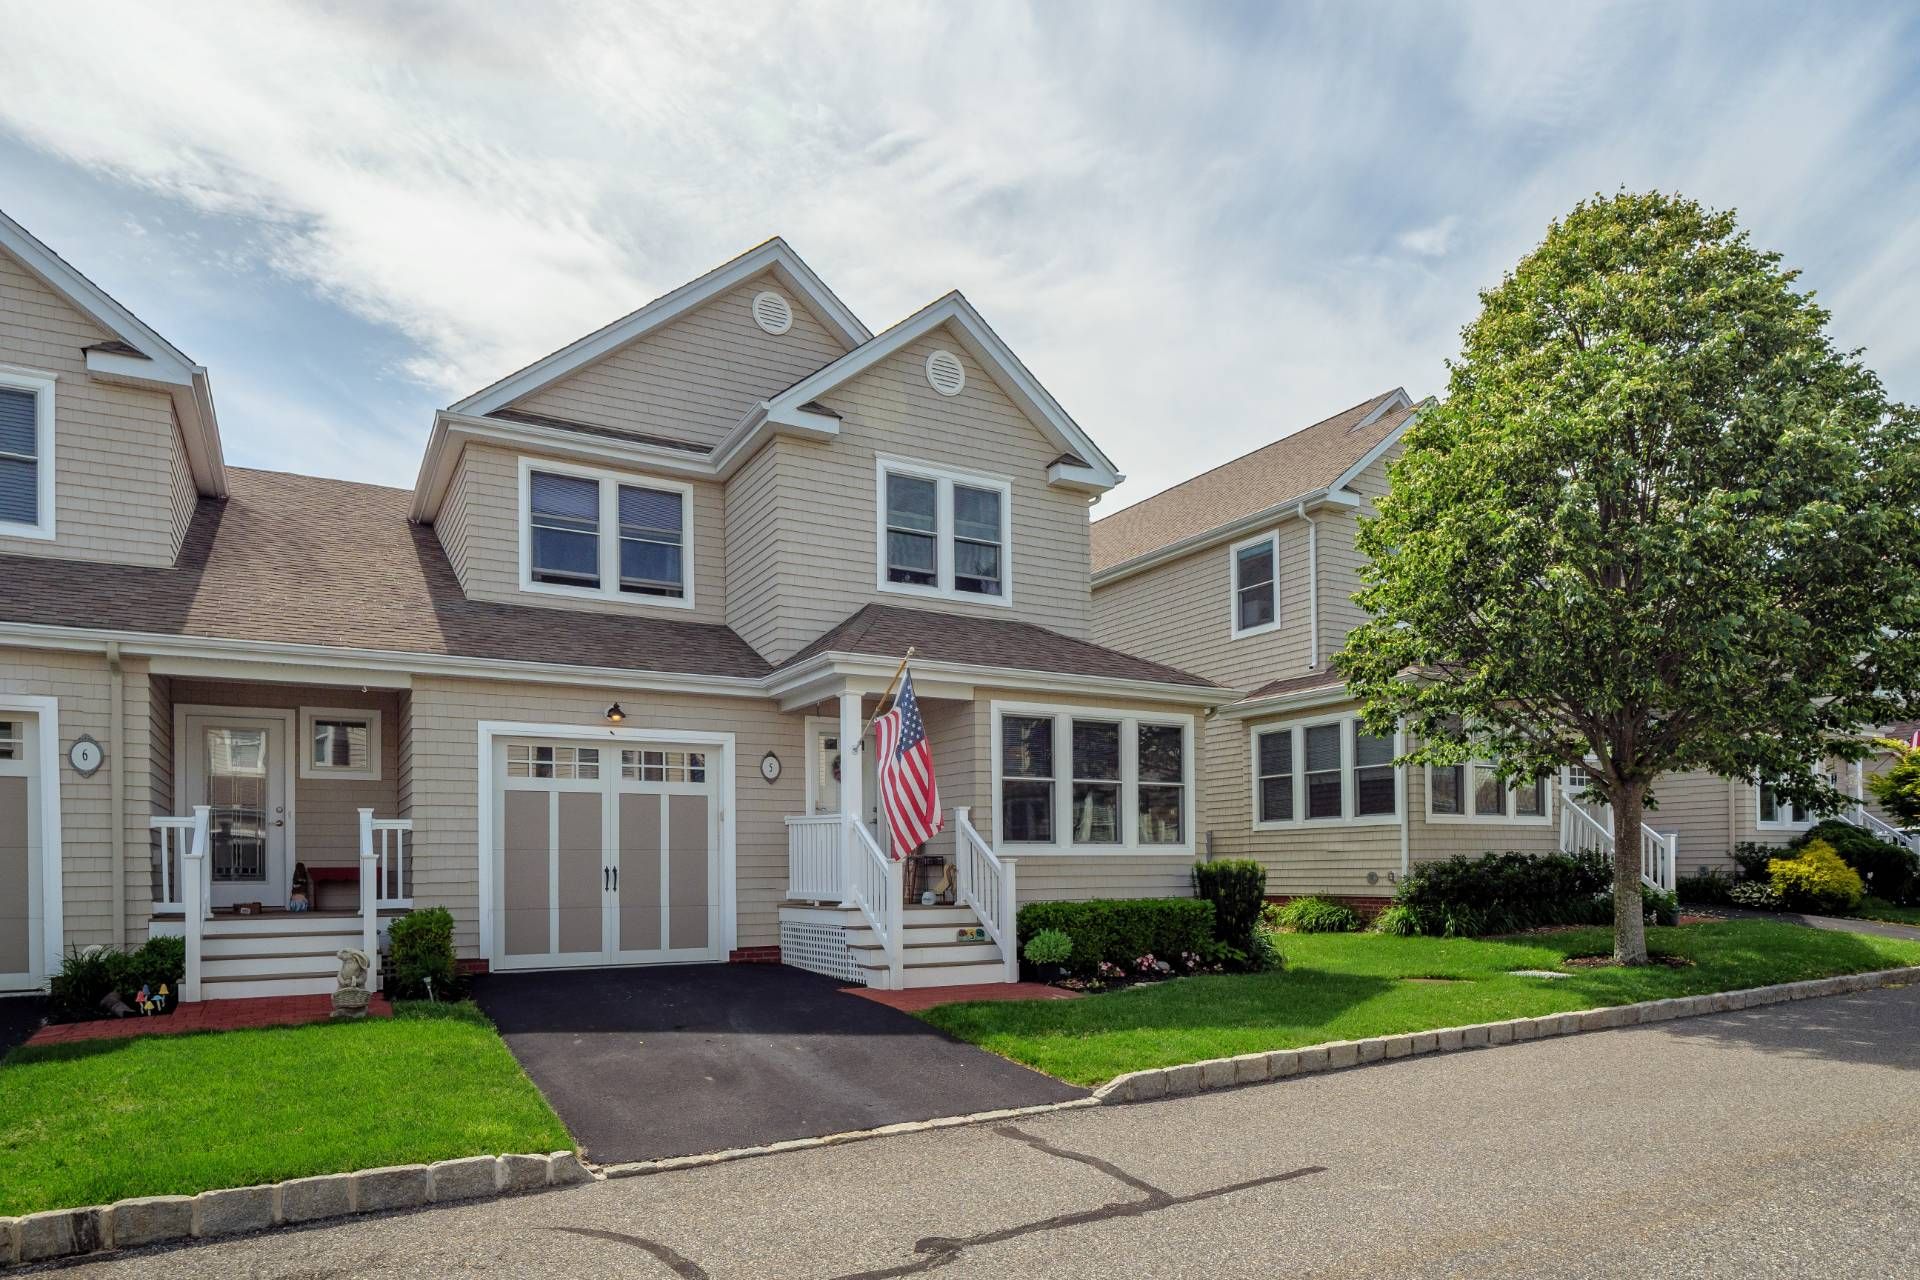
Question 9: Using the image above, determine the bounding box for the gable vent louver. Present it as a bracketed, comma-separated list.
[925, 348, 966, 396]
[751, 290, 794, 335]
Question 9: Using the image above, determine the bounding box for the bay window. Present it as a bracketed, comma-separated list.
[996, 704, 1192, 852]
[876, 457, 1011, 604]
[1251, 716, 1400, 827]
[520, 458, 693, 606]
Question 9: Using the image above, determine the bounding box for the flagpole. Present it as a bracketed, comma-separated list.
[851, 646, 917, 753]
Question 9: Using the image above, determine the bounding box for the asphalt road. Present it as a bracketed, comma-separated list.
[57, 983, 1920, 1278]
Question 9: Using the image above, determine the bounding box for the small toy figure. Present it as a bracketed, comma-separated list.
[136, 983, 155, 1015]
[289, 862, 313, 912]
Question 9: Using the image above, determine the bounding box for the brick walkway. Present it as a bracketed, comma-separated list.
[844, 981, 1080, 1014]
[25, 994, 393, 1046]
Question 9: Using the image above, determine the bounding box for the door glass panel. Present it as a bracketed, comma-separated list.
[205, 727, 268, 883]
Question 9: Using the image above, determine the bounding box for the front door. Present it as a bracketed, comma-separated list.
[0, 711, 43, 991]
[182, 713, 289, 909]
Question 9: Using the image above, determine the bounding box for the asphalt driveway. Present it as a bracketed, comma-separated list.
[0, 994, 45, 1058]
[471, 964, 1085, 1164]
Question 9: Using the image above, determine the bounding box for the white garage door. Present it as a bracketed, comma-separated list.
[0, 712, 44, 992]
[493, 739, 723, 971]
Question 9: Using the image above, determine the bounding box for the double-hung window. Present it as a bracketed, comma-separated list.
[1252, 716, 1400, 827]
[1230, 531, 1278, 637]
[521, 459, 693, 606]
[0, 369, 56, 540]
[1756, 780, 1813, 829]
[876, 457, 1011, 604]
[996, 704, 1192, 852]
[1428, 761, 1550, 822]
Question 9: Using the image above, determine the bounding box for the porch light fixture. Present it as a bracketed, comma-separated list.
[605, 703, 626, 724]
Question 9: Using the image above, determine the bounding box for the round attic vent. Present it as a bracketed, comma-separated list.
[925, 348, 966, 396]
[751, 290, 794, 335]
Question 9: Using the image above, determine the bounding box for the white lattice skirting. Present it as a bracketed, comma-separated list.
[780, 919, 864, 985]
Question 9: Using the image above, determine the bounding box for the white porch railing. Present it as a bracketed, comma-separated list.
[1560, 801, 1678, 894]
[358, 810, 413, 993]
[954, 807, 1019, 983]
[170, 805, 212, 1002]
[1840, 805, 1920, 857]
[784, 814, 844, 902]
[846, 816, 904, 989]
[148, 814, 201, 916]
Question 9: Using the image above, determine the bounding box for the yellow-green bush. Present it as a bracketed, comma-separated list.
[1767, 839, 1864, 914]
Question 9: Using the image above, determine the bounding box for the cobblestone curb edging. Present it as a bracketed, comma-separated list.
[1090, 965, 1920, 1104]
[0, 1151, 591, 1268]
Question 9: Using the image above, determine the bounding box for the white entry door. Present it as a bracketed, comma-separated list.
[181, 712, 290, 909]
[809, 720, 887, 854]
[494, 739, 723, 971]
[0, 712, 43, 991]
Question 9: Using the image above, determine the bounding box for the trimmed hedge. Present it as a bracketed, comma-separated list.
[1016, 898, 1214, 979]
[1388, 850, 1613, 937]
[1191, 859, 1266, 951]
[1791, 820, 1918, 904]
[1768, 839, 1864, 914]
[388, 906, 460, 1000]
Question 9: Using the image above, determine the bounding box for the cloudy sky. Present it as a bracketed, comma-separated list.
[1, 1, 1914, 511]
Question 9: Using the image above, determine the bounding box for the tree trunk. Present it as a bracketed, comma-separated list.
[1612, 784, 1649, 965]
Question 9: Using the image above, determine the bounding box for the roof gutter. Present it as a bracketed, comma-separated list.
[1093, 487, 1358, 589]
[1216, 680, 1353, 720]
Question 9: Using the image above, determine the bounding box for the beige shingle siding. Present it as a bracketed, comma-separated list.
[721, 442, 786, 657]
[510, 274, 849, 451]
[404, 676, 805, 957]
[167, 412, 197, 562]
[432, 441, 730, 623]
[0, 250, 183, 567]
[740, 330, 1095, 664]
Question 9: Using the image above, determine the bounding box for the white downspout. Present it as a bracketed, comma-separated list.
[1397, 720, 1410, 877]
[107, 641, 126, 948]
[1298, 501, 1319, 670]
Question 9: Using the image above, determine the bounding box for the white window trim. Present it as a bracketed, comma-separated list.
[1425, 761, 1555, 825]
[1754, 780, 1816, 831]
[298, 706, 383, 781]
[0, 365, 57, 541]
[517, 455, 696, 609]
[874, 454, 1013, 607]
[1228, 528, 1280, 639]
[990, 700, 1194, 855]
[1249, 714, 1403, 830]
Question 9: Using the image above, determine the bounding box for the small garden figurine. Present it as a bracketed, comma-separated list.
[332, 947, 372, 1020]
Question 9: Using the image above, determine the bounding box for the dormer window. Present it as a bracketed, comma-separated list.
[1230, 530, 1278, 637]
[875, 456, 1011, 605]
[0, 369, 56, 541]
[519, 458, 693, 607]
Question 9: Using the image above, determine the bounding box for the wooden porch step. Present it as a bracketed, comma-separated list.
[199, 972, 339, 999]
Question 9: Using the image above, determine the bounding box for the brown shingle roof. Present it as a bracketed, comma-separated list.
[487, 407, 711, 454]
[1237, 667, 1347, 705]
[779, 603, 1222, 690]
[0, 468, 770, 679]
[1090, 390, 1415, 574]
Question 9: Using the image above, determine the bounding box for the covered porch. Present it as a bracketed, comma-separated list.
[144, 675, 414, 1000]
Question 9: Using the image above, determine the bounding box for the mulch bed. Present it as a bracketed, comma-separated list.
[25, 994, 393, 1046]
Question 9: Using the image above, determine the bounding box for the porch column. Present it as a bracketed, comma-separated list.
[838, 690, 863, 907]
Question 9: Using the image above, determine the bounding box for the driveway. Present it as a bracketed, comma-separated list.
[0, 994, 46, 1058]
[471, 964, 1085, 1164]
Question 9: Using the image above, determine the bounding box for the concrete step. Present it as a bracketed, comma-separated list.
[201, 951, 339, 980]
[852, 939, 1002, 966]
[203, 913, 364, 937]
[199, 972, 339, 999]
[899, 960, 1012, 989]
[202, 931, 360, 958]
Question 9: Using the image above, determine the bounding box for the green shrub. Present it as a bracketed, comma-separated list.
[1191, 859, 1266, 951]
[1767, 840, 1864, 914]
[47, 935, 187, 1021]
[1370, 903, 1426, 936]
[1792, 820, 1918, 904]
[1387, 850, 1613, 937]
[1267, 895, 1360, 933]
[1641, 885, 1681, 926]
[387, 906, 459, 1000]
[1732, 842, 1781, 883]
[1676, 866, 1733, 905]
[1248, 926, 1286, 972]
[1728, 879, 1782, 909]
[1016, 898, 1214, 979]
[1022, 928, 1073, 969]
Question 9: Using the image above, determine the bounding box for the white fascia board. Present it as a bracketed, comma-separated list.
[450, 238, 869, 419]
[1091, 487, 1343, 590]
[1327, 392, 1426, 495]
[411, 411, 717, 521]
[764, 650, 1230, 710]
[1217, 681, 1355, 720]
[708, 401, 841, 481]
[761, 293, 1123, 493]
[0, 621, 769, 700]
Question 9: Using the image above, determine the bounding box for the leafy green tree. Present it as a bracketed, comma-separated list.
[1868, 739, 1920, 829]
[1337, 191, 1920, 963]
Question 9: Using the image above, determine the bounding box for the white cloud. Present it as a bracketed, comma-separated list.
[0, 1, 1912, 502]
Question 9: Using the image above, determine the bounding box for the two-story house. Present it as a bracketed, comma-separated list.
[0, 208, 1232, 1000]
[1089, 394, 1915, 908]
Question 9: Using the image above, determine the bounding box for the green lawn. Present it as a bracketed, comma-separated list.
[1858, 897, 1920, 927]
[0, 1002, 570, 1216]
[921, 921, 1920, 1086]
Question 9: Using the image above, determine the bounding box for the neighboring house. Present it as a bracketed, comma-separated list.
[1089, 393, 1913, 907]
[0, 209, 1231, 998]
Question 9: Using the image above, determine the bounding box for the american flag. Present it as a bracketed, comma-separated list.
[872, 669, 942, 856]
